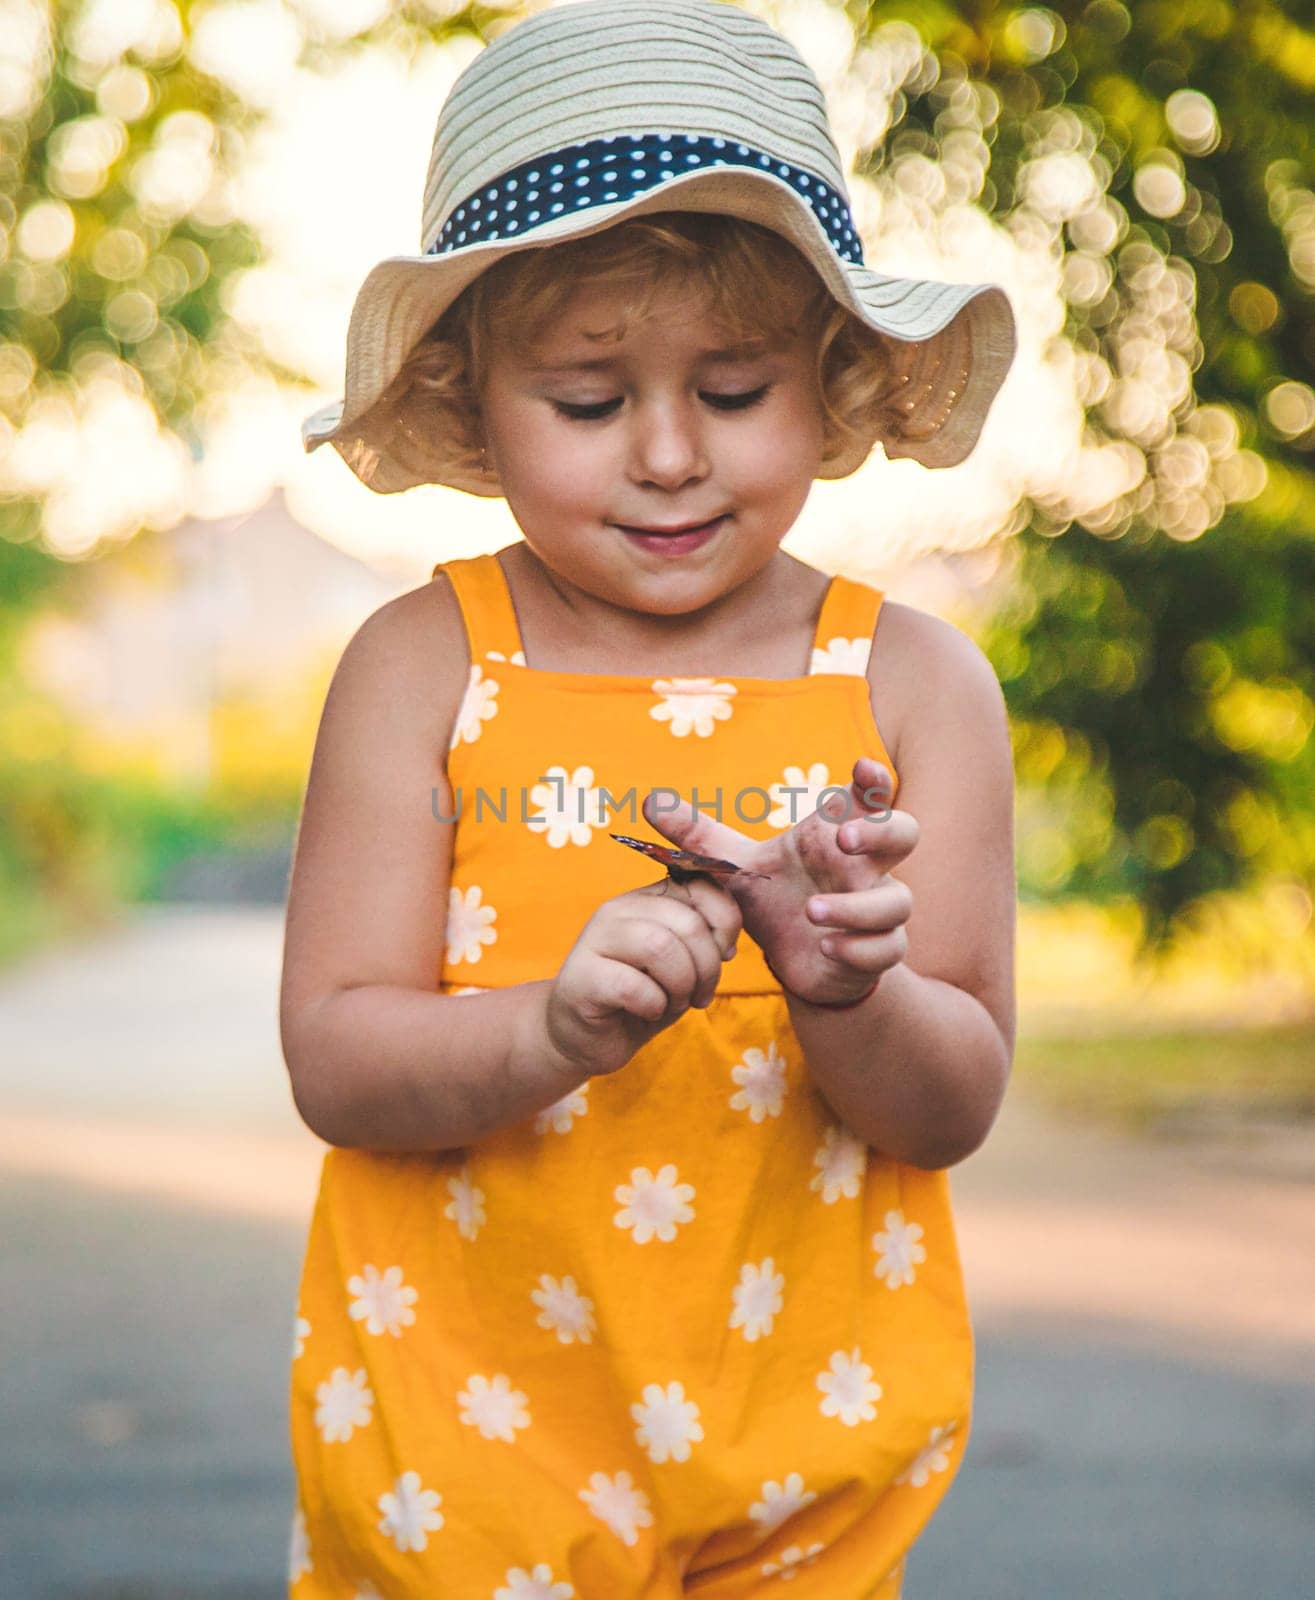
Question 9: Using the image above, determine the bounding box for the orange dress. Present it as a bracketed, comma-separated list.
[288, 548, 974, 1598]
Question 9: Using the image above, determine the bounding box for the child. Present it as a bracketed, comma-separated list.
[284, 1, 1018, 1595]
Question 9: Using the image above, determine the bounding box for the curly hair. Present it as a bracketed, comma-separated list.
[375, 211, 921, 484]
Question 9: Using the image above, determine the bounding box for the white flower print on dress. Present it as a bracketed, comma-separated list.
[761, 1542, 826, 1580]
[534, 1079, 590, 1135]
[532, 1273, 596, 1344]
[809, 1124, 866, 1203]
[486, 648, 527, 666]
[444, 1164, 486, 1241]
[729, 1258, 784, 1342]
[749, 1473, 819, 1534]
[495, 1565, 575, 1599]
[872, 1209, 926, 1289]
[458, 1373, 532, 1442]
[450, 663, 500, 749]
[377, 1470, 444, 1552]
[446, 884, 497, 965]
[729, 1040, 787, 1122]
[287, 1506, 311, 1582]
[451, 984, 488, 996]
[816, 1347, 882, 1426]
[527, 764, 611, 848]
[314, 1367, 374, 1443]
[767, 763, 832, 829]
[578, 1470, 655, 1547]
[810, 636, 871, 677]
[649, 678, 737, 737]
[351, 1584, 383, 1600]
[613, 1164, 695, 1243]
[632, 1380, 704, 1464]
[291, 1312, 310, 1360]
[895, 1421, 959, 1488]
[347, 1264, 418, 1338]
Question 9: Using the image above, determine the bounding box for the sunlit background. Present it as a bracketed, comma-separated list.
[2, 2, 1314, 1595]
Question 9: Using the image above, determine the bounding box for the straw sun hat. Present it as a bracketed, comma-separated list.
[301, 0, 1017, 497]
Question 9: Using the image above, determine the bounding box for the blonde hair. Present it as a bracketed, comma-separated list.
[378, 212, 916, 483]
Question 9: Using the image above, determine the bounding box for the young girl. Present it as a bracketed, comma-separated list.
[284, 2, 1018, 1595]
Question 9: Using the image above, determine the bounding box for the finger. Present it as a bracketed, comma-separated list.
[672, 875, 743, 960]
[639, 788, 755, 868]
[584, 955, 671, 1022]
[603, 915, 702, 1009]
[852, 756, 896, 813]
[649, 882, 732, 1006]
[630, 879, 738, 996]
[805, 879, 912, 932]
[819, 925, 908, 970]
[834, 807, 918, 860]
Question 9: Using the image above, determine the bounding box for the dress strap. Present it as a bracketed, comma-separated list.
[433, 550, 526, 664]
[807, 573, 886, 677]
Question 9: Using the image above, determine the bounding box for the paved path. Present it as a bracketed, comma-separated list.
[1, 907, 1312, 1597]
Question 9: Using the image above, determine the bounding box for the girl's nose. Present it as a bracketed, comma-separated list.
[628, 405, 710, 489]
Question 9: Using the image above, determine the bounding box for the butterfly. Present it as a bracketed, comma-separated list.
[610, 833, 772, 890]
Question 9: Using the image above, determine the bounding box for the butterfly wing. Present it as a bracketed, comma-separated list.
[610, 834, 768, 884]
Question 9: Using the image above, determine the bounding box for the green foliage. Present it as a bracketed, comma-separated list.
[859, 0, 1315, 957]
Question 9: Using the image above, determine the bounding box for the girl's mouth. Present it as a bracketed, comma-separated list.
[617, 516, 728, 556]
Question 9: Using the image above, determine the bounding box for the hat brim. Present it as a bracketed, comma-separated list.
[302, 165, 1017, 494]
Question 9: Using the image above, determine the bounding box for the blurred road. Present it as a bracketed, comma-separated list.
[1, 906, 1312, 1599]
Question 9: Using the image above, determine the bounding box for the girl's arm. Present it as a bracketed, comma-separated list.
[279, 577, 588, 1151]
[787, 607, 1017, 1169]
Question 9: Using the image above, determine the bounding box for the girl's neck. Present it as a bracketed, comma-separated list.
[497, 543, 831, 679]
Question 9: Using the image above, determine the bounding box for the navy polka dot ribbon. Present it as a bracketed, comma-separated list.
[428, 131, 864, 265]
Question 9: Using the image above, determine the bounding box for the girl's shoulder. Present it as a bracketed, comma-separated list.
[325, 570, 472, 755]
[865, 597, 1005, 777]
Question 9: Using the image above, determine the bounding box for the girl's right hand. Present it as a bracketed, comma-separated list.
[540, 877, 742, 1080]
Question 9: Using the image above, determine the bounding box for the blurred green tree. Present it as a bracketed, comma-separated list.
[851, 0, 1315, 955]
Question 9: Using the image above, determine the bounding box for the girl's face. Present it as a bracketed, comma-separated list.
[476, 271, 828, 616]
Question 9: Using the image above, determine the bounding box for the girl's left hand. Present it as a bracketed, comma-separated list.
[639, 756, 918, 1006]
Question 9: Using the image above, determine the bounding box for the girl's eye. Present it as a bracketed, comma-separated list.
[552, 384, 773, 422]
